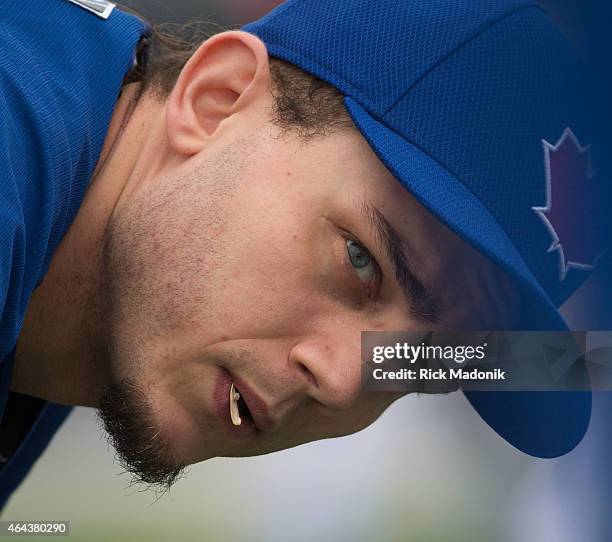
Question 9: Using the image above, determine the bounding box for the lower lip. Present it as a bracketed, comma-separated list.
[214, 367, 256, 438]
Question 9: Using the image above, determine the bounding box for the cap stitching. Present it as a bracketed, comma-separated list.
[383, 3, 542, 116]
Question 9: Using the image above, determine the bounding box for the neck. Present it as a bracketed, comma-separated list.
[11, 84, 167, 407]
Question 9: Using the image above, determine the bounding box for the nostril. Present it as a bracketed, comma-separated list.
[296, 362, 319, 389]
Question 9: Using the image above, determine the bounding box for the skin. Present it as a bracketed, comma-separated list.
[11, 32, 518, 488]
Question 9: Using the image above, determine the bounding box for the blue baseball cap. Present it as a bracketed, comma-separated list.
[243, 0, 611, 457]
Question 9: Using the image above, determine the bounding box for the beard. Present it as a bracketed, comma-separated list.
[95, 138, 257, 490]
[97, 378, 186, 492]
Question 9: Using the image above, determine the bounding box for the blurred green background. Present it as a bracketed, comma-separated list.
[5, 393, 532, 542]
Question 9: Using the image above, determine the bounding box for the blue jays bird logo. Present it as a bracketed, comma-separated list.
[533, 128, 606, 282]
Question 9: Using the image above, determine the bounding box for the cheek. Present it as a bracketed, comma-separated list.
[212, 230, 322, 335]
[106, 178, 236, 337]
[279, 393, 394, 447]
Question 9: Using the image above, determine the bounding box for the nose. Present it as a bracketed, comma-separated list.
[288, 334, 362, 412]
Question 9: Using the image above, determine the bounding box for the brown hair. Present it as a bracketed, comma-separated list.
[133, 20, 353, 139]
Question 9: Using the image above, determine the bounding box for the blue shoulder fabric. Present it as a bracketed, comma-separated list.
[0, 0, 147, 510]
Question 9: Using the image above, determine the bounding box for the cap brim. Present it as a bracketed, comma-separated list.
[345, 97, 591, 458]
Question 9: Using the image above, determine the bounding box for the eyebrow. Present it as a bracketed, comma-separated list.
[356, 198, 443, 324]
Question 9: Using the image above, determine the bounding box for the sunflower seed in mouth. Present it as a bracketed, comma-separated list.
[229, 383, 242, 426]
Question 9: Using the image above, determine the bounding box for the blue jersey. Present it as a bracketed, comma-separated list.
[0, 0, 146, 510]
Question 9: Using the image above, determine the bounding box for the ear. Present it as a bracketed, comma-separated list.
[165, 31, 271, 156]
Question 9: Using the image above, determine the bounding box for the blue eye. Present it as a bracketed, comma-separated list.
[346, 239, 377, 283]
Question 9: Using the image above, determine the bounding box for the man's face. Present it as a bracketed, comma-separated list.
[98, 106, 514, 488]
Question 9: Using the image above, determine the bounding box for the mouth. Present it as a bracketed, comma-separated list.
[215, 368, 274, 436]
